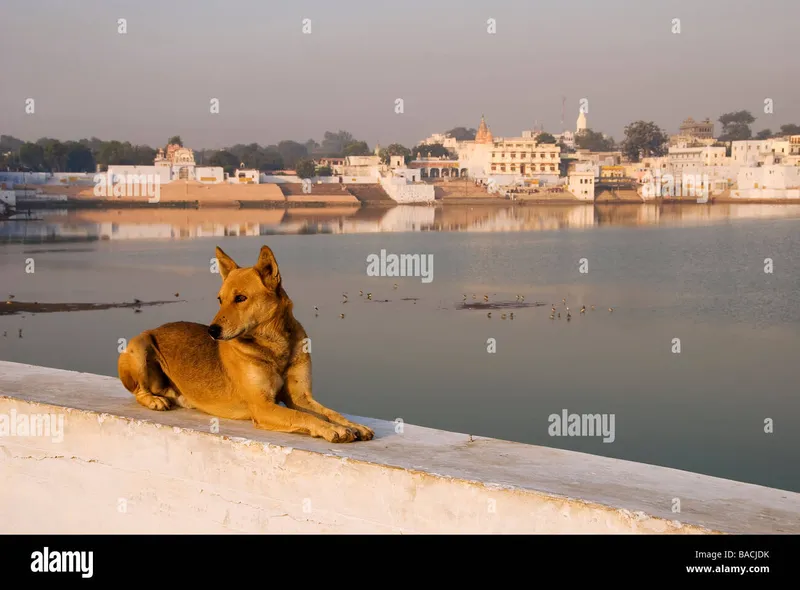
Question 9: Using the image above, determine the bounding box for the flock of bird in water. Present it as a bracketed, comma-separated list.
[308, 287, 615, 321]
[1, 289, 614, 334]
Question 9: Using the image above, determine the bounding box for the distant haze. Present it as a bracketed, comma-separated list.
[1, 0, 798, 149]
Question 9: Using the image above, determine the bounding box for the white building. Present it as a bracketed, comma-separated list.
[107, 165, 171, 185]
[338, 155, 381, 178]
[419, 133, 458, 150]
[228, 169, 259, 184]
[568, 170, 595, 201]
[195, 167, 225, 184]
[155, 144, 198, 180]
[731, 140, 776, 166]
[555, 130, 576, 150]
[110, 143, 223, 185]
[668, 146, 728, 170]
[577, 110, 587, 133]
[738, 165, 800, 190]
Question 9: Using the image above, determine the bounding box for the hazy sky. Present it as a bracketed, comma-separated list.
[1, 0, 798, 150]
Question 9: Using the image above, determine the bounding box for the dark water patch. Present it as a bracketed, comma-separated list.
[458, 301, 547, 310]
[22, 248, 96, 254]
[0, 300, 184, 316]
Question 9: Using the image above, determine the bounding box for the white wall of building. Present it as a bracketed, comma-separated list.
[229, 169, 260, 184]
[568, 172, 595, 201]
[107, 165, 171, 185]
[738, 165, 800, 190]
[194, 167, 224, 184]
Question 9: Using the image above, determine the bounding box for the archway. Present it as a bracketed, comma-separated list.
[460, 168, 468, 177]
[430, 168, 440, 178]
[178, 166, 189, 180]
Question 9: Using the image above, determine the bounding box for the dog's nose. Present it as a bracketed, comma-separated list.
[208, 324, 222, 339]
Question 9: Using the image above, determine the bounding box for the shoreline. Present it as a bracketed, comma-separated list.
[10, 197, 800, 211]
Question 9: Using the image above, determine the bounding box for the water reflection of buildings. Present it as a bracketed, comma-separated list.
[3, 204, 800, 243]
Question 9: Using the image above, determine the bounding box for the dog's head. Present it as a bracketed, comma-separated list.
[208, 245, 289, 340]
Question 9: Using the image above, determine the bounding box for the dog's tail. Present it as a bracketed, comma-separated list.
[118, 332, 170, 393]
[118, 349, 138, 393]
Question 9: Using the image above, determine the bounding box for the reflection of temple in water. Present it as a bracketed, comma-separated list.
[4, 204, 800, 243]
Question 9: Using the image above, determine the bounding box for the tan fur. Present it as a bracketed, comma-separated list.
[117, 245, 374, 443]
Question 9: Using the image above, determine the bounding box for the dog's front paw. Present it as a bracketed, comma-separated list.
[320, 424, 358, 443]
[349, 423, 374, 441]
[136, 393, 172, 411]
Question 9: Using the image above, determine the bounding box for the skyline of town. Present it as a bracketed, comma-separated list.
[2, 109, 799, 154]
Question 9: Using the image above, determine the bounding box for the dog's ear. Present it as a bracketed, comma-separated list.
[254, 245, 280, 283]
[215, 247, 239, 280]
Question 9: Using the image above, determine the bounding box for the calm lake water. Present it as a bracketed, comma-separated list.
[1, 204, 799, 493]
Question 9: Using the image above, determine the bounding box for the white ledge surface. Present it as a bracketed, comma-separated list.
[0, 361, 797, 534]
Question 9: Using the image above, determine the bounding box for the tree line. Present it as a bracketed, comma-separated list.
[3, 114, 798, 175]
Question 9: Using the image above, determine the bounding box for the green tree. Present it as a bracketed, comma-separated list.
[19, 143, 45, 170]
[779, 124, 800, 136]
[167, 135, 183, 147]
[556, 139, 575, 154]
[575, 129, 615, 152]
[295, 158, 316, 178]
[755, 129, 773, 140]
[0, 135, 24, 153]
[304, 139, 320, 154]
[343, 140, 370, 157]
[320, 130, 354, 156]
[259, 148, 284, 171]
[536, 132, 557, 144]
[379, 143, 412, 165]
[718, 111, 755, 141]
[413, 143, 453, 159]
[444, 127, 477, 141]
[40, 139, 68, 171]
[620, 121, 668, 162]
[316, 165, 333, 177]
[277, 140, 308, 169]
[208, 150, 238, 176]
[65, 143, 96, 172]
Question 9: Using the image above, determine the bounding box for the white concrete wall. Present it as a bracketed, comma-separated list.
[261, 175, 300, 183]
[339, 175, 379, 184]
[379, 176, 435, 203]
[1, 361, 798, 534]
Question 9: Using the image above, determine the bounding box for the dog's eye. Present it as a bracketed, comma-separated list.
[234, 294, 247, 303]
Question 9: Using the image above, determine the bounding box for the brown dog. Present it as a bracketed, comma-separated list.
[117, 245, 374, 443]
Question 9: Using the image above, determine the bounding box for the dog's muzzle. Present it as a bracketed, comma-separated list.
[208, 324, 222, 340]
